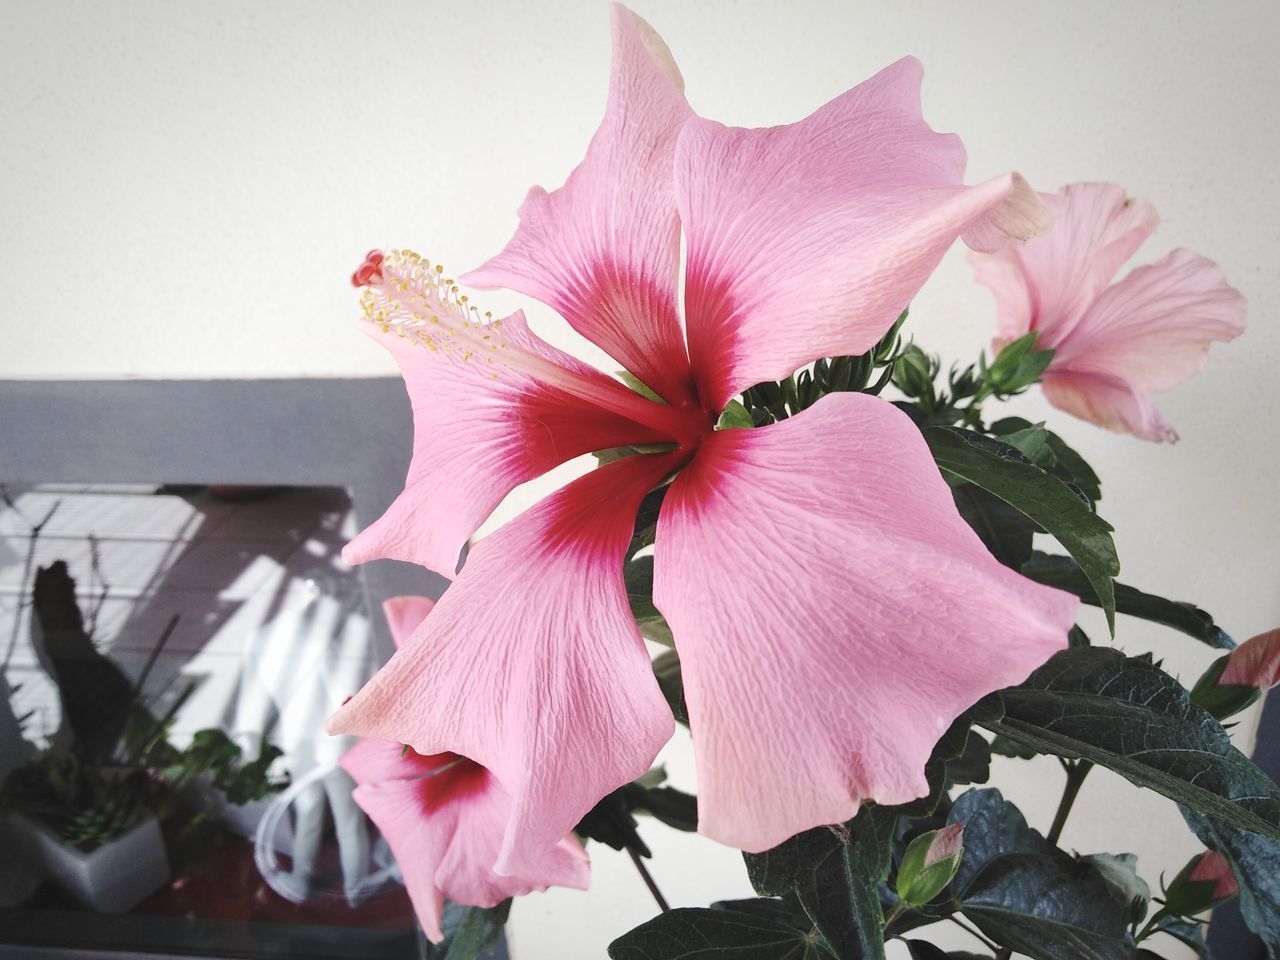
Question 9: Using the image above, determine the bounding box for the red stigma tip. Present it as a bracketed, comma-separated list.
[352, 249, 386, 287]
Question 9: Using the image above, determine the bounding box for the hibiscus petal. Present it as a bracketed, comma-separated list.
[460, 5, 696, 406]
[351, 762, 589, 942]
[970, 182, 1161, 348]
[675, 57, 1051, 411]
[1041, 369, 1178, 442]
[343, 307, 668, 577]
[1050, 247, 1247, 393]
[653, 392, 1078, 851]
[1221, 628, 1280, 690]
[383, 596, 436, 649]
[329, 452, 678, 874]
[340, 737, 453, 787]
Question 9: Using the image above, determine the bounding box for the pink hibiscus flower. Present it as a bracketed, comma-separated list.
[340, 597, 589, 942]
[328, 5, 1078, 867]
[970, 182, 1247, 441]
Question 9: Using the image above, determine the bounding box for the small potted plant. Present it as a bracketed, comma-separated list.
[3, 751, 170, 912]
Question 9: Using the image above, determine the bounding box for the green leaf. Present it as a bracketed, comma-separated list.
[718, 400, 755, 430]
[1022, 552, 1234, 650]
[984, 648, 1280, 840]
[608, 906, 834, 960]
[989, 417, 1102, 503]
[952, 483, 1039, 569]
[1150, 916, 1210, 960]
[1043, 433, 1103, 503]
[795, 807, 895, 960]
[620, 370, 667, 405]
[960, 853, 1133, 960]
[923, 427, 1119, 631]
[744, 825, 845, 897]
[626, 556, 659, 619]
[1184, 808, 1280, 953]
[991, 425, 1056, 468]
[429, 900, 511, 960]
[652, 649, 688, 725]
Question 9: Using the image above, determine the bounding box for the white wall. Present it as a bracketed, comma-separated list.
[3, 2, 1278, 957]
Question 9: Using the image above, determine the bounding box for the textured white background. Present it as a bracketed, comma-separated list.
[3, 1, 1279, 957]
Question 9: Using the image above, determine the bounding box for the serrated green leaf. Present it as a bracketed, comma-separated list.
[608, 906, 834, 960]
[795, 807, 895, 960]
[1022, 552, 1234, 649]
[744, 825, 845, 897]
[924, 426, 1118, 631]
[992, 426, 1056, 468]
[989, 418, 1102, 503]
[984, 648, 1280, 840]
[961, 853, 1133, 960]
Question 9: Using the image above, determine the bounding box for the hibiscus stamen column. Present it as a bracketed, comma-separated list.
[355, 248, 711, 446]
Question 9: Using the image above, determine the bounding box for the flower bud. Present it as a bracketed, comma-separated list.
[986, 332, 1054, 396]
[1190, 627, 1280, 720]
[1162, 850, 1238, 917]
[896, 823, 964, 907]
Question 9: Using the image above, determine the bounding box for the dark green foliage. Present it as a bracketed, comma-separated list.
[951, 483, 1039, 569]
[1022, 552, 1234, 649]
[923, 427, 1119, 630]
[576, 774, 698, 858]
[1184, 808, 1280, 955]
[609, 905, 834, 960]
[985, 648, 1280, 840]
[989, 417, 1103, 503]
[427, 900, 512, 960]
[1, 751, 150, 850]
[960, 854, 1133, 960]
[652, 648, 688, 725]
[171, 729, 285, 805]
[741, 312, 906, 424]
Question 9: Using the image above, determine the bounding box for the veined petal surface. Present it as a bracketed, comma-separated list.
[1051, 248, 1246, 392]
[653, 393, 1077, 851]
[343, 305, 668, 578]
[676, 57, 1049, 411]
[972, 183, 1245, 442]
[329, 452, 677, 874]
[347, 755, 588, 942]
[972, 182, 1160, 348]
[461, 5, 696, 406]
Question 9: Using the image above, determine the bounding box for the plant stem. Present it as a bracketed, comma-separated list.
[882, 900, 908, 933]
[1046, 760, 1093, 846]
[947, 915, 1000, 953]
[627, 847, 670, 913]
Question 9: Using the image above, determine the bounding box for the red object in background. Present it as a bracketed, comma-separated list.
[136, 836, 415, 930]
